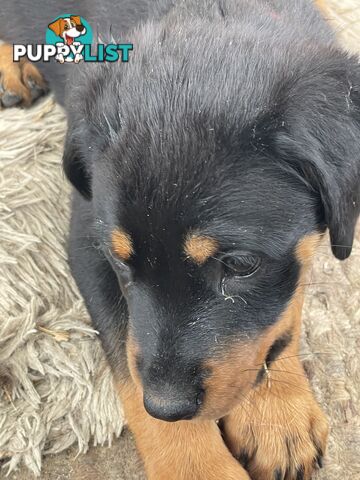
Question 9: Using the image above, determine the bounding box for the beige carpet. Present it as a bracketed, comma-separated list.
[0, 99, 124, 476]
[0, 1, 359, 479]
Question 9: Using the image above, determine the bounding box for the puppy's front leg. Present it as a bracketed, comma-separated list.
[220, 234, 330, 479]
[221, 249, 329, 480]
[221, 352, 328, 480]
[118, 377, 251, 480]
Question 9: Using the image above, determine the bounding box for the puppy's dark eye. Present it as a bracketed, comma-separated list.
[222, 254, 261, 277]
[107, 250, 133, 287]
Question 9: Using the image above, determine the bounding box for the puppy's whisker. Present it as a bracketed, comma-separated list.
[72, 245, 99, 252]
[234, 389, 263, 418]
[251, 387, 302, 421]
[239, 368, 307, 379]
[210, 256, 228, 267]
[251, 352, 328, 368]
[259, 378, 314, 395]
[233, 393, 256, 421]
[239, 386, 299, 424]
[320, 243, 356, 248]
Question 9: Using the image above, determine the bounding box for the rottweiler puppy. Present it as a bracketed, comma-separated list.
[1, 1, 360, 479]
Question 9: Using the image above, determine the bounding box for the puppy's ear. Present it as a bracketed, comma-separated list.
[48, 19, 63, 37]
[62, 63, 117, 201]
[63, 124, 92, 200]
[70, 16, 81, 25]
[276, 51, 360, 260]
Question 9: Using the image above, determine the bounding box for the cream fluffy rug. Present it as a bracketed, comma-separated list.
[0, 1, 359, 478]
[0, 99, 124, 475]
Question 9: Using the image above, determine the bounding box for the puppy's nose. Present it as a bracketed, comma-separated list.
[76, 25, 84, 32]
[143, 389, 204, 422]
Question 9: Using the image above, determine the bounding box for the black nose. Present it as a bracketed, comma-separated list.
[76, 24, 84, 32]
[143, 390, 203, 422]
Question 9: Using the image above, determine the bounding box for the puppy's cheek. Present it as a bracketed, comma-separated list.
[200, 345, 259, 419]
[296, 233, 322, 271]
[259, 233, 321, 340]
[200, 280, 312, 419]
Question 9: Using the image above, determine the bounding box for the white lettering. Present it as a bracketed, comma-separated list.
[13, 45, 27, 62]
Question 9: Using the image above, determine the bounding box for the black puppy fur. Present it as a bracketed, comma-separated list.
[63, 1, 360, 416]
[2, 0, 360, 419]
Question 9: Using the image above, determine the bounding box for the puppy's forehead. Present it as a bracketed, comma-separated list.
[97, 120, 320, 259]
[103, 158, 319, 261]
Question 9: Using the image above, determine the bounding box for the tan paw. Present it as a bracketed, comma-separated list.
[221, 366, 328, 479]
[0, 43, 48, 108]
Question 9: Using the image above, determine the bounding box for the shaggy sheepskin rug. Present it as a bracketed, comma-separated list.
[0, 1, 359, 478]
[0, 98, 124, 475]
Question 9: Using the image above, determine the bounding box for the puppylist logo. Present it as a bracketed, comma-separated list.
[13, 14, 133, 64]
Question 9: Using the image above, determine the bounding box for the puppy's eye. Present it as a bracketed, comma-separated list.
[64, 24, 69, 30]
[222, 254, 261, 278]
[107, 250, 133, 287]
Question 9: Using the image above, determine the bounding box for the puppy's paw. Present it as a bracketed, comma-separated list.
[0, 44, 48, 108]
[221, 377, 328, 479]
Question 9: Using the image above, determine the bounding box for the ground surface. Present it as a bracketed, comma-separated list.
[3, 0, 360, 479]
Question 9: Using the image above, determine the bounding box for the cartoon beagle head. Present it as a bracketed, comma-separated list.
[48, 16, 86, 45]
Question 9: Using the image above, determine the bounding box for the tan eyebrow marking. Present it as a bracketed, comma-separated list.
[111, 228, 134, 260]
[184, 234, 219, 265]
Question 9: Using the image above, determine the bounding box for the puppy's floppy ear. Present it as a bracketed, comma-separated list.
[70, 15, 82, 25]
[48, 19, 63, 37]
[63, 122, 92, 200]
[276, 50, 360, 260]
[62, 63, 118, 201]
